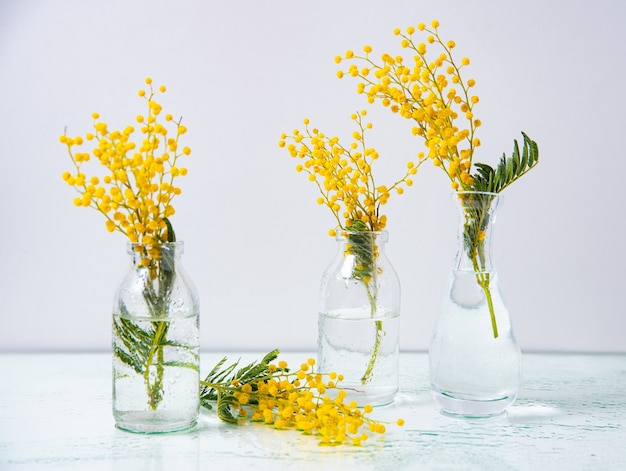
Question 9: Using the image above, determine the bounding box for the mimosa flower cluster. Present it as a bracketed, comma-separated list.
[60, 78, 190, 246]
[201, 353, 404, 446]
[279, 111, 422, 236]
[336, 20, 480, 191]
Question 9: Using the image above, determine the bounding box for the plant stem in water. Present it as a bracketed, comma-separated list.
[144, 320, 169, 410]
[476, 272, 498, 338]
[346, 229, 385, 385]
[362, 319, 383, 384]
[361, 275, 382, 385]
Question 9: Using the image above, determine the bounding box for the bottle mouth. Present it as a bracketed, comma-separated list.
[452, 191, 502, 211]
[454, 190, 500, 197]
[127, 241, 184, 255]
[336, 230, 388, 243]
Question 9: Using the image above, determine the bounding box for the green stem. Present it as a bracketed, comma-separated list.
[144, 320, 168, 410]
[344, 228, 384, 385]
[464, 194, 499, 339]
[470, 250, 498, 339]
[475, 272, 498, 338]
[361, 234, 382, 385]
[362, 319, 383, 384]
[144, 246, 177, 409]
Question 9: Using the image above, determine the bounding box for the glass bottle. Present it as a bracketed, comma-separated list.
[112, 241, 200, 433]
[429, 191, 521, 417]
[318, 230, 400, 406]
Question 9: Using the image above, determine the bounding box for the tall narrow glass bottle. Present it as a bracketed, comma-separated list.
[429, 192, 521, 417]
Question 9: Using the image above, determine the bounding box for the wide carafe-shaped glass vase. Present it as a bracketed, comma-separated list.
[112, 241, 200, 433]
[429, 192, 521, 417]
[318, 230, 400, 406]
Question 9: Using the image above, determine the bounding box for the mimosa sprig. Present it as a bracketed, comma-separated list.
[200, 350, 404, 446]
[336, 20, 539, 337]
[60, 78, 195, 408]
[279, 111, 421, 381]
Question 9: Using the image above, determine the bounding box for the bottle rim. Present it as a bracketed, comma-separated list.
[126, 240, 184, 254]
[335, 230, 389, 242]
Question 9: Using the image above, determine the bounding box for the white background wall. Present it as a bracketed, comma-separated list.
[1, 0, 624, 353]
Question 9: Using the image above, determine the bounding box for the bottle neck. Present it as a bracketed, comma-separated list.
[453, 192, 501, 272]
[128, 242, 183, 276]
[336, 230, 388, 252]
[334, 230, 388, 280]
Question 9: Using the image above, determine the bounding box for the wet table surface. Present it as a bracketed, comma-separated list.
[1, 352, 625, 470]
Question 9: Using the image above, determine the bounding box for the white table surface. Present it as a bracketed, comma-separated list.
[1, 351, 625, 470]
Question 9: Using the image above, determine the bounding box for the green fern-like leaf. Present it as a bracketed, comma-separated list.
[217, 394, 240, 424]
[235, 352, 282, 382]
[113, 317, 154, 374]
[200, 357, 239, 406]
[113, 317, 198, 377]
[199, 349, 281, 417]
[472, 132, 539, 193]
